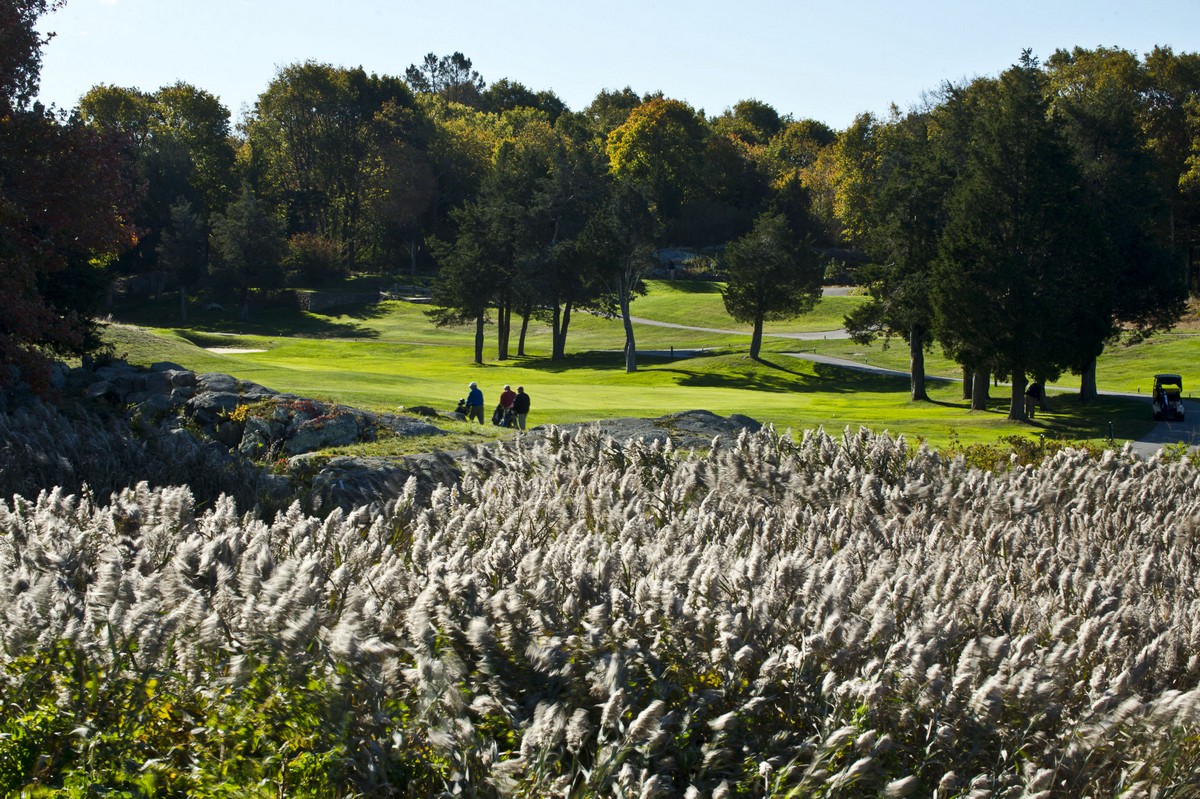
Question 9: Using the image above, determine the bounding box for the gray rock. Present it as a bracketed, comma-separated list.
[49, 363, 68, 390]
[257, 473, 293, 507]
[379, 413, 447, 437]
[111, 372, 147, 400]
[284, 412, 360, 455]
[214, 420, 245, 448]
[169, 386, 195, 406]
[297, 451, 462, 511]
[150, 361, 187, 372]
[166, 370, 197, 388]
[237, 380, 276, 400]
[144, 370, 174, 395]
[135, 393, 173, 419]
[186, 391, 243, 424]
[85, 380, 115, 402]
[196, 373, 239, 394]
[238, 416, 274, 458]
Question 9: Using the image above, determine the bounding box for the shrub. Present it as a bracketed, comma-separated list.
[284, 233, 346, 287]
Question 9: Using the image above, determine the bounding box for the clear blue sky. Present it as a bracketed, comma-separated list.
[34, 0, 1200, 130]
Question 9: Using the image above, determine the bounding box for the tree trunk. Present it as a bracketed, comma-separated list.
[409, 239, 419, 276]
[971, 369, 990, 411]
[551, 300, 564, 361]
[180, 285, 188, 323]
[1009, 371, 1027, 421]
[560, 299, 573, 357]
[749, 316, 764, 360]
[621, 296, 637, 373]
[909, 325, 928, 401]
[518, 304, 530, 357]
[962, 366, 972, 400]
[496, 302, 510, 361]
[474, 314, 485, 365]
[1079, 357, 1098, 402]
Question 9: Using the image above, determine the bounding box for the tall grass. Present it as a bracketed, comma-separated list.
[2, 427, 1197, 796]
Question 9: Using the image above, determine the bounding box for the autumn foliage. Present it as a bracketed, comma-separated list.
[0, 0, 138, 389]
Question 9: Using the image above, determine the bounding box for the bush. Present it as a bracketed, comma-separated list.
[284, 233, 346, 287]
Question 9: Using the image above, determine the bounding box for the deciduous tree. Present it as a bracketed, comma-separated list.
[0, 0, 138, 387]
[244, 62, 415, 271]
[606, 97, 708, 224]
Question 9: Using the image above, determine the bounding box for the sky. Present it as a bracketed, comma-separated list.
[33, 0, 1200, 131]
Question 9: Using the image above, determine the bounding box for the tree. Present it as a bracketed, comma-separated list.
[766, 119, 837, 174]
[152, 82, 236, 215]
[156, 198, 208, 321]
[712, 98, 784, 147]
[0, 0, 138, 387]
[80, 82, 236, 299]
[583, 87, 642, 139]
[360, 99, 437, 275]
[244, 62, 416, 271]
[405, 52, 485, 107]
[1141, 47, 1200, 289]
[427, 203, 503, 365]
[210, 185, 285, 321]
[722, 212, 823, 359]
[519, 122, 611, 360]
[1046, 47, 1187, 400]
[931, 54, 1094, 421]
[834, 106, 953, 402]
[606, 97, 708, 224]
[578, 181, 659, 373]
[479, 78, 566, 122]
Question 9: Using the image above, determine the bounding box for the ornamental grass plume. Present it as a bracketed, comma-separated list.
[1, 426, 1199, 795]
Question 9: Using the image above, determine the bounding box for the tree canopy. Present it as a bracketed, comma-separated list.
[0, 0, 138, 387]
[14, 31, 1199, 388]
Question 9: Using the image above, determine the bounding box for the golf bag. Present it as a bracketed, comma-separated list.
[491, 403, 516, 428]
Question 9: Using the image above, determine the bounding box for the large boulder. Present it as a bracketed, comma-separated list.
[537, 409, 762, 451]
[284, 412, 361, 455]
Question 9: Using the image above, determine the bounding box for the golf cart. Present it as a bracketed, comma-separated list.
[1152, 373, 1186, 422]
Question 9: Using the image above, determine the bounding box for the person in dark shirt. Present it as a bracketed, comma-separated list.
[512, 386, 531, 430]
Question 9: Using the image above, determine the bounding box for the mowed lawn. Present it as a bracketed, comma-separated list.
[102, 280, 1188, 447]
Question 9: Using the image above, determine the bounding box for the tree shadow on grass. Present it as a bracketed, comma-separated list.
[509, 351, 635, 374]
[657, 355, 916, 395]
[1025, 394, 1151, 440]
[110, 299, 382, 339]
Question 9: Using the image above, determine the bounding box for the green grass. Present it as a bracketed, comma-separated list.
[792, 331, 1200, 399]
[100, 275, 1186, 451]
[630, 279, 863, 333]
